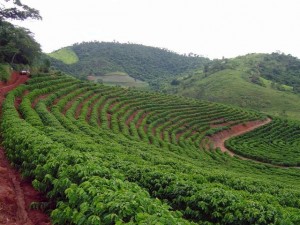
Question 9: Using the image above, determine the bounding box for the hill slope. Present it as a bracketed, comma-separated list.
[48, 42, 209, 89]
[2, 72, 300, 224]
[165, 53, 300, 121]
[49, 47, 300, 120]
[48, 47, 79, 64]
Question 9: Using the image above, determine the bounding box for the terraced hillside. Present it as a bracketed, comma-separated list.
[2, 72, 300, 224]
[226, 118, 300, 166]
[0, 72, 51, 225]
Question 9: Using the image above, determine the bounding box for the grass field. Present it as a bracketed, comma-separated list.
[260, 77, 293, 92]
[169, 69, 300, 121]
[48, 47, 79, 64]
[0, 63, 11, 81]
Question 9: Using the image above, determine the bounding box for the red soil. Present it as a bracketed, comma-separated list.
[62, 93, 84, 115]
[86, 97, 100, 122]
[208, 118, 272, 156]
[97, 98, 115, 127]
[136, 112, 149, 128]
[108, 101, 118, 111]
[160, 131, 164, 140]
[152, 127, 156, 136]
[52, 96, 62, 105]
[52, 91, 75, 106]
[0, 72, 51, 224]
[0, 73, 28, 107]
[134, 111, 149, 134]
[14, 97, 23, 119]
[75, 94, 96, 119]
[125, 110, 140, 126]
[107, 113, 112, 129]
[31, 94, 49, 108]
[106, 101, 119, 129]
[176, 130, 185, 140]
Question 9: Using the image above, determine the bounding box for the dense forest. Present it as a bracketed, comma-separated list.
[49, 42, 209, 89]
[0, 21, 41, 66]
[257, 53, 300, 92]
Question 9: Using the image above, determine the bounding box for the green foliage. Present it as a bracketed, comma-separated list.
[0, 0, 42, 21]
[2, 73, 300, 224]
[226, 118, 300, 166]
[171, 79, 180, 85]
[256, 52, 300, 93]
[164, 53, 300, 121]
[48, 47, 79, 64]
[0, 21, 41, 65]
[250, 75, 266, 87]
[48, 41, 209, 89]
[166, 68, 300, 121]
[0, 63, 11, 81]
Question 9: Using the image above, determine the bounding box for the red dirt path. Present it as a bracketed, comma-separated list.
[0, 72, 51, 225]
[208, 118, 272, 156]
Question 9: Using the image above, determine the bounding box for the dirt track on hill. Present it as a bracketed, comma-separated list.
[208, 118, 300, 168]
[209, 118, 272, 157]
[0, 72, 51, 225]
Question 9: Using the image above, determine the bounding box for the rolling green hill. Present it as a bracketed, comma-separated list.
[48, 42, 209, 89]
[165, 53, 300, 121]
[3, 72, 300, 224]
[49, 46, 300, 120]
[48, 47, 79, 64]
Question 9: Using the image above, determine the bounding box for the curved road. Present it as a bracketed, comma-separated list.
[209, 117, 300, 169]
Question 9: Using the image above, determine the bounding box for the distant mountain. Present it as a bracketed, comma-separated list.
[164, 53, 300, 121]
[48, 42, 209, 89]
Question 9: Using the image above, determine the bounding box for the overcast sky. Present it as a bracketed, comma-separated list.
[10, 0, 300, 59]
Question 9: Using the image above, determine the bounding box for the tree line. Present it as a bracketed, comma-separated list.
[0, 0, 41, 67]
[49, 41, 210, 89]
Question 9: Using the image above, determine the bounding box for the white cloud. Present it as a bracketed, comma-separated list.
[11, 0, 300, 59]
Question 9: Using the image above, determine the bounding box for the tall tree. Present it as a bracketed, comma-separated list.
[0, 21, 41, 64]
[0, 0, 42, 21]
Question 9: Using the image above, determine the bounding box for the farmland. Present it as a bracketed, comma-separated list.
[165, 53, 300, 121]
[89, 72, 148, 88]
[226, 118, 300, 166]
[2, 72, 300, 224]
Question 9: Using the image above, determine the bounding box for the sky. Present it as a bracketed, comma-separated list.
[9, 0, 300, 59]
